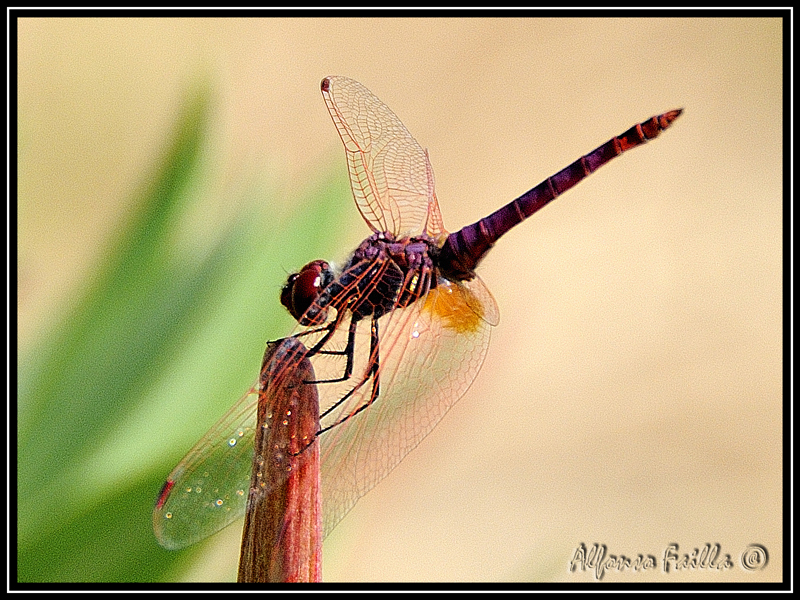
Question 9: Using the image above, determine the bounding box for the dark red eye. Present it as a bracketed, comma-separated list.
[280, 260, 332, 323]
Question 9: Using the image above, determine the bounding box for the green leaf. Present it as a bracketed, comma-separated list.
[17, 82, 351, 583]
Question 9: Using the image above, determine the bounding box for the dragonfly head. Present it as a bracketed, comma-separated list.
[281, 260, 334, 325]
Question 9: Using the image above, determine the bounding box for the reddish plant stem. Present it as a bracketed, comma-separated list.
[237, 337, 322, 583]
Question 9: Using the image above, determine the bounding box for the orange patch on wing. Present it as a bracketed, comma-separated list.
[422, 280, 483, 334]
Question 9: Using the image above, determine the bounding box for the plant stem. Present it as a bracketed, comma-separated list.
[237, 337, 322, 582]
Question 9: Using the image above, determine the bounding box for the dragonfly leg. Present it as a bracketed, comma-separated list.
[297, 319, 341, 353]
[276, 305, 347, 360]
[303, 318, 358, 385]
[289, 318, 380, 456]
[274, 321, 333, 344]
[261, 320, 340, 386]
[317, 317, 381, 435]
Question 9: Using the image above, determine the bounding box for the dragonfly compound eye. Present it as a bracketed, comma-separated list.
[280, 260, 332, 324]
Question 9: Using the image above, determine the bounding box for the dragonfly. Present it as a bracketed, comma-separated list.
[154, 75, 681, 550]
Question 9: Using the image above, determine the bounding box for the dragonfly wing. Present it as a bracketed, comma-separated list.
[153, 386, 258, 550]
[321, 76, 439, 237]
[153, 268, 499, 549]
[460, 272, 499, 326]
[311, 275, 496, 536]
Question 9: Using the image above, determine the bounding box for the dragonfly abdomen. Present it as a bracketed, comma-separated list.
[439, 109, 683, 281]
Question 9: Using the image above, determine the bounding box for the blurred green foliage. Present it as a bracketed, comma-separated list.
[17, 84, 350, 582]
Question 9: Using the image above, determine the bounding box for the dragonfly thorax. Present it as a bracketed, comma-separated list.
[283, 232, 440, 327]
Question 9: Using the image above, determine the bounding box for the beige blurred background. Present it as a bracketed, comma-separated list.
[18, 17, 782, 582]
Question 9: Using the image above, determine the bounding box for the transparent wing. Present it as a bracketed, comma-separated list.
[153, 338, 319, 551]
[312, 272, 498, 535]
[154, 76, 498, 551]
[153, 385, 258, 550]
[321, 76, 443, 237]
[153, 269, 498, 549]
